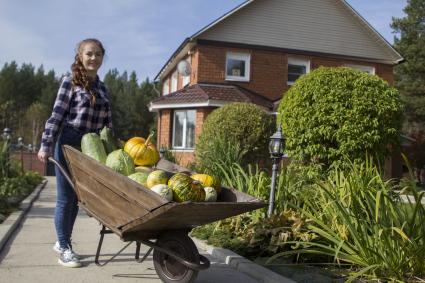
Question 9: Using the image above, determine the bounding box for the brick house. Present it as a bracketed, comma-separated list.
[149, 0, 403, 168]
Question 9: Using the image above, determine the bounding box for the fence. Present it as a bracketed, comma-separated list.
[10, 151, 49, 176]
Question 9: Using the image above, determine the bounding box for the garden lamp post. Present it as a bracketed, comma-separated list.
[2, 128, 12, 177]
[28, 144, 33, 171]
[18, 137, 24, 174]
[2, 127, 11, 141]
[159, 146, 166, 159]
[268, 125, 286, 217]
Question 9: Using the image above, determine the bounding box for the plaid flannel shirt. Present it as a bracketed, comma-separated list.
[40, 75, 113, 153]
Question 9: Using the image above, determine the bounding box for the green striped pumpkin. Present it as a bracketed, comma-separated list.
[168, 173, 205, 202]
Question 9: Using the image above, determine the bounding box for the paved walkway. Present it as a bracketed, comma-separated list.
[0, 177, 261, 283]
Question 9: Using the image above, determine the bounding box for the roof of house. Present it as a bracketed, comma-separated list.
[149, 83, 274, 111]
[155, 0, 403, 81]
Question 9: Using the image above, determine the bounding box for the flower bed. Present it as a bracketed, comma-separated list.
[0, 172, 44, 223]
[191, 158, 425, 282]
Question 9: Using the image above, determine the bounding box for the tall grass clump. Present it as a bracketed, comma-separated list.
[191, 162, 317, 258]
[195, 138, 247, 181]
[267, 158, 425, 282]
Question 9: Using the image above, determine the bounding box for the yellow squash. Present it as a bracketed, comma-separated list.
[124, 134, 159, 166]
[191, 173, 221, 194]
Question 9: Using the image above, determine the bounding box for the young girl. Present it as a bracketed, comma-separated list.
[38, 38, 112, 268]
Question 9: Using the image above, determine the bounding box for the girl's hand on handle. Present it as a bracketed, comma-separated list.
[37, 150, 50, 163]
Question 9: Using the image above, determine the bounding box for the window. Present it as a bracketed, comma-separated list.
[172, 110, 196, 149]
[345, 64, 375, 75]
[182, 59, 191, 87]
[225, 52, 250, 81]
[182, 74, 190, 87]
[287, 58, 310, 85]
[162, 79, 170, 95]
[171, 71, 178, 93]
[182, 73, 190, 87]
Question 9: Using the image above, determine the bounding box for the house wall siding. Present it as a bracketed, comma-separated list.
[198, 0, 400, 64]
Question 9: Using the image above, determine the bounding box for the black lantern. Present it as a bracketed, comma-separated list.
[267, 125, 286, 217]
[268, 125, 286, 159]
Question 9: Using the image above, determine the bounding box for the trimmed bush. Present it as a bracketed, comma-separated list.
[277, 67, 403, 176]
[195, 103, 275, 174]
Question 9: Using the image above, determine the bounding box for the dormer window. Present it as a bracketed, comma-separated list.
[225, 52, 250, 82]
[162, 79, 170, 95]
[171, 71, 178, 93]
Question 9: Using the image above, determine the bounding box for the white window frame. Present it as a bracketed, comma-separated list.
[345, 64, 375, 75]
[287, 58, 310, 85]
[172, 109, 196, 150]
[171, 71, 178, 93]
[162, 79, 170, 95]
[225, 52, 250, 82]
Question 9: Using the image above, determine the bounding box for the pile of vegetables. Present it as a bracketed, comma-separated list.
[80, 127, 221, 202]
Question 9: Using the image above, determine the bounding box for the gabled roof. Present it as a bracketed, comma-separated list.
[155, 0, 403, 81]
[149, 83, 274, 111]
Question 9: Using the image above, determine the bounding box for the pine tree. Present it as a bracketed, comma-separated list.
[391, 0, 425, 132]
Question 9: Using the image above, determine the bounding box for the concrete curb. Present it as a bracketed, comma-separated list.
[0, 179, 47, 254]
[192, 237, 296, 283]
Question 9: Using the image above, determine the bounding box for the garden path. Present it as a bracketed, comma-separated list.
[0, 177, 261, 283]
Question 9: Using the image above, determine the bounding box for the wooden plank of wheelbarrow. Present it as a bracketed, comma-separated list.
[121, 200, 266, 237]
[63, 145, 169, 212]
[71, 165, 151, 229]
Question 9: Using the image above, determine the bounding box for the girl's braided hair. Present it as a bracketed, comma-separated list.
[71, 38, 105, 106]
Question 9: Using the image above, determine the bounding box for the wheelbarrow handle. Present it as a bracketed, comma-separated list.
[48, 157, 75, 191]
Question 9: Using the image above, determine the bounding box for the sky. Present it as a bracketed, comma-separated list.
[0, 0, 408, 82]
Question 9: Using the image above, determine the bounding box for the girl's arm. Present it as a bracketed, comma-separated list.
[40, 76, 73, 154]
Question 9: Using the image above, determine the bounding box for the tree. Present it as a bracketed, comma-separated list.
[391, 0, 425, 133]
[103, 69, 157, 140]
[277, 67, 403, 177]
[23, 102, 50, 149]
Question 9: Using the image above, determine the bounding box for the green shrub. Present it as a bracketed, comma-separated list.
[0, 171, 44, 218]
[196, 103, 275, 173]
[278, 67, 403, 176]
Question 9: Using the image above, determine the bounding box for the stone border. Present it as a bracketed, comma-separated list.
[192, 237, 296, 283]
[0, 179, 47, 254]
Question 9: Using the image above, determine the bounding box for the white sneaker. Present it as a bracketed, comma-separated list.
[53, 241, 81, 259]
[58, 247, 82, 268]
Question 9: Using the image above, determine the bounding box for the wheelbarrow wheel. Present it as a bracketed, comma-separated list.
[153, 231, 199, 283]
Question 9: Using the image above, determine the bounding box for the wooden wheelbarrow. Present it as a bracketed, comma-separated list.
[49, 145, 266, 283]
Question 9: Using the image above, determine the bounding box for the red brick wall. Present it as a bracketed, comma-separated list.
[10, 152, 45, 176]
[191, 44, 394, 100]
[158, 109, 172, 148]
[161, 44, 395, 98]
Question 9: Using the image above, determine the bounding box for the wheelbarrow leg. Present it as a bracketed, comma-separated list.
[135, 241, 141, 259]
[95, 225, 113, 266]
[135, 241, 153, 263]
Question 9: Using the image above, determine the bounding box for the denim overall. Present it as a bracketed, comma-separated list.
[53, 124, 83, 249]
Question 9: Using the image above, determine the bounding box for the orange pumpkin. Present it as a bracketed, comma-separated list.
[124, 134, 159, 166]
